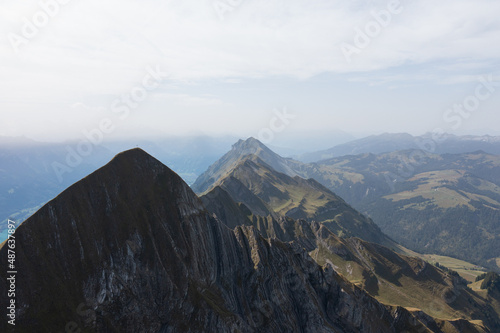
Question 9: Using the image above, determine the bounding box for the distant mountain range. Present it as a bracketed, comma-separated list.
[297, 133, 500, 163]
[0, 137, 113, 240]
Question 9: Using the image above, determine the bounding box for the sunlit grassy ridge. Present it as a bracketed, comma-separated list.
[214, 155, 392, 246]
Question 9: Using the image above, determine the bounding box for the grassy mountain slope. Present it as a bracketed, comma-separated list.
[312, 150, 500, 269]
[213, 154, 394, 247]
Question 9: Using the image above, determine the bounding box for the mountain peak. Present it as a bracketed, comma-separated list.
[36, 147, 200, 228]
[192, 138, 306, 194]
[232, 137, 268, 152]
[108, 147, 158, 166]
[113, 146, 149, 157]
[99, 147, 182, 183]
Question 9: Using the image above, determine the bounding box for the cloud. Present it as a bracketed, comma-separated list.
[2, 0, 499, 84]
[1, 0, 499, 139]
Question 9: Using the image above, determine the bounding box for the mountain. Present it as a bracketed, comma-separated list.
[1, 148, 465, 332]
[209, 154, 394, 248]
[191, 137, 306, 194]
[298, 133, 500, 163]
[298, 133, 417, 162]
[202, 175, 500, 330]
[198, 137, 500, 270]
[198, 146, 500, 322]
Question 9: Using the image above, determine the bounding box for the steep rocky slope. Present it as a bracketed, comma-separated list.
[202, 185, 500, 331]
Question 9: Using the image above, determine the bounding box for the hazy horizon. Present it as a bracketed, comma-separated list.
[3, 129, 500, 159]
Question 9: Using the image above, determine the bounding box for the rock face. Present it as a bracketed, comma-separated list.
[0, 149, 481, 332]
[202, 185, 499, 331]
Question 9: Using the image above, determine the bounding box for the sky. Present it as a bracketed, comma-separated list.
[1, 0, 500, 144]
